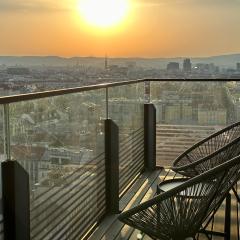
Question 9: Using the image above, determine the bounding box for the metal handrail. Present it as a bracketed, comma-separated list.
[0, 79, 145, 104]
[0, 78, 233, 104]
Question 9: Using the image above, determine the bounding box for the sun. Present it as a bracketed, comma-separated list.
[78, 0, 129, 28]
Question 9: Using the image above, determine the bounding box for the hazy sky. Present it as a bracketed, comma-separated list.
[1, 0, 240, 57]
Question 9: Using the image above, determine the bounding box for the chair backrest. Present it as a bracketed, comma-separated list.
[172, 122, 240, 177]
[119, 155, 240, 240]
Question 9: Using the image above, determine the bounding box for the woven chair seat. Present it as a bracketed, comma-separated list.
[172, 121, 240, 177]
[119, 155, 240, 240]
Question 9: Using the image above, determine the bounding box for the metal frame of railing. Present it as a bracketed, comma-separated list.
[0, 78, 238, 240]
[0, 79, 231, 104]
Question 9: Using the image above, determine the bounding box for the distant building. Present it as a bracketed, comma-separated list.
[126, 61, 136, 69]
[108, 98, 143, 131]
[167, 62, 179, 72]
[194, 63, 218, 74]
[43, 147, 94, 165]
[237, 63, 240, 71]
[183, 58, 192, 72]
[198, 106, 227, 125]
[7, 67, 30, 75]
[163, 102, 193, 124]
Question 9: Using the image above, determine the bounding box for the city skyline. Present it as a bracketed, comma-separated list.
[1, 0, 240, 57]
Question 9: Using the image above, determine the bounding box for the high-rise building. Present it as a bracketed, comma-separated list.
[237, 63, 240, 71]
[167, 62, 179, 72]
[183, 58, 192, 72]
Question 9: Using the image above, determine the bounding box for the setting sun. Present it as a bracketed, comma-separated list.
[78, 0, 129, 28]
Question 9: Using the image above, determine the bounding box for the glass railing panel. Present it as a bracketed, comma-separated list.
[108, 83, 145, 195]
[0, 105, 4, 240]
[8, 89, 106, 240]
[151, 81, 239, 167]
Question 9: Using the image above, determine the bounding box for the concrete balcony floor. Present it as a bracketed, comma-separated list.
[88, 168, 240, 240]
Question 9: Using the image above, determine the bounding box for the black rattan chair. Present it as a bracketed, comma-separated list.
[172, 122, 240, 203]
[118, 155, 240, 240]
[172, 121, 240, 177]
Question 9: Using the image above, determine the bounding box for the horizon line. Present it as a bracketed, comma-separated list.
[1, 52, 240, 60]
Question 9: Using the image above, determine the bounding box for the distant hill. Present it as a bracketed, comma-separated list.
[191, 54, 240, 68]
[0, 54, 240, 69]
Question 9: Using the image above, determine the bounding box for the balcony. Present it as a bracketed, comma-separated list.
[0, 80, 239, 240]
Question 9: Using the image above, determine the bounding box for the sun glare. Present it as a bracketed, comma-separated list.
[78, 0, 129, 28]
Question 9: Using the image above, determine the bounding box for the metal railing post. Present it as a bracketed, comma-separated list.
[3, 104, 10, 160]
[224, 192, 231, 240]
[1, 161, 30, 240]
[144, 81, 150, 103]
[106, 87, 109, 119]
[144, 104, 156, 171]
[105, 119, 119, 214]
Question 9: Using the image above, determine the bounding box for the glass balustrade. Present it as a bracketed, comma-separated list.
[150, 80, 239, 166]
[108, 83, 145, 195]
[7, 89, 106, 240]
[0, 79, 240, 239]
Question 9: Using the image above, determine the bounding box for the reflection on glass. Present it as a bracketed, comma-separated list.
[108, 83, 145, 193]
[151, 81, 240, 166]
[8, 89, 106, 239]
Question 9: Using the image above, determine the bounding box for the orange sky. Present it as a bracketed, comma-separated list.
[1, 0, 240, 57]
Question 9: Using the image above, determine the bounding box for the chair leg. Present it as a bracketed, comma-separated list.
[231, 186, 240, 203]
[199, 192, 231, 240]
[224, 193, 231, 240]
